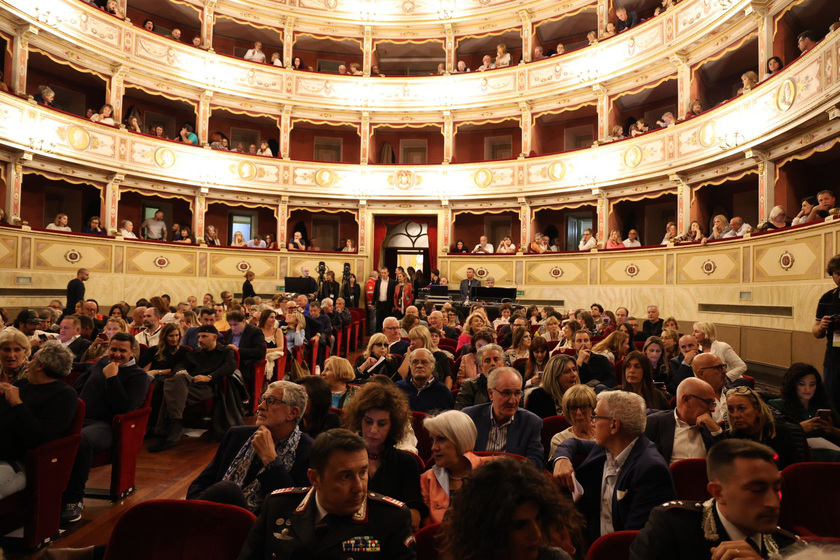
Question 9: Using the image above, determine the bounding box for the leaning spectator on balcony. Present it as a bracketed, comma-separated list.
[757, 206, 788, 232]
[605, 230, 623, 249]
[603, 22, 617, 38]
[797, 30, 819, 54]
[532, 45, 545, 60]
[655, 112, 675, 129]
[119, 220, 137, 239]
[125, 115, 142, 133]
[82, 216, 105, 236]
[702, 214, 730, 244]
[587, 31, 598, 46]
[478, 55, 495, 71]
[34, 86, 55, 107]
[173, 226, 195, 244]
[454, 60, 470, 72]
[615, 7, 639, 32]
[791, 196, 817, 226]
[604, 124, 625, 142]
[288, 231, 306, 251]
[256, 141, 273, 157]
[350, 63, 363, 75]
[209, 132, 227, 150]
[232, 231, 247, 247]
[244, 41, 266, 63]
[270, 52, 282, 66]
[495, 43, 511, 67]
[46, 213, 71, 232]
[623, 228, 641, 247]
[246, 235, 267, 249]
[338, 65, 348, 75]
[723, 216, 752, 238]
[738, 71, 758, 94]
[169, 28, 182, 42]
[178, 122, 199, 145]
[578, 229, 597, 251]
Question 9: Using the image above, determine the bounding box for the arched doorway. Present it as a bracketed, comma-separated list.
[373, 216, 437, 276]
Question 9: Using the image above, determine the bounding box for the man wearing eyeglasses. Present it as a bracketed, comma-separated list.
[396, 348, 454, 414]
[381, 317, 409, 356]
[551, 391, 675, 545]
[693, 354, 730, 423]
[645, 378, 725, 464]
[187, 381, 312, 513]
[462, 367, 544, 469]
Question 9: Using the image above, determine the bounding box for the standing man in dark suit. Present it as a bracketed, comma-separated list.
[373, 267, 396, 333]
[630, 440, 802, 560]
[223, 309, 267, 386]
[65, 268, 89, 316]
[458, 267, 481, 302]
[645, 378, 724, 464]
[462, 367, 544, 470]
[551, 390, 676, 545]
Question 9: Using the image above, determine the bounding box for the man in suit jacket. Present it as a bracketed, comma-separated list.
[382, 317, 410, 355]
[373, 267, 397, 333]
[58, 315, 91, 361]
[187, 381, 313, 513]
[224, 309, 267, 384]
[645, 378, 725, 464]
[428, 310, 458, 340]
[462, 367, 544, 470]
[551, 390, 675, 545]
[455, 344, 505, 410]
[498, 315, 528, 350]
[458, 267, 481, 301]
[630, 439, 802, 560]
[667, 334, 700, 395]
[570, 330, 617, 388]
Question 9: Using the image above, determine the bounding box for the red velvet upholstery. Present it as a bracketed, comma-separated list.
[546, 339, 560, 351]
[101, 500, 256, 560]
[88, 385, 154, 500]
[780, 462, 840, 537]
[586, 530, 638, 560]
[529, 324, 540, 335]
[411, 411, 432, 462]
[472, 451, 526, 461]
[349, 308, 366, 347]
[742, 374, 755, 388]
[437, 338, 456, 353]
[540, 415, 570, 462]
[670, 458, 710, 502]
[250, 358, 267, 413]
[556, 348, 576, 356]
[0, 399, 85, 549]
[415, 522, 443, 560]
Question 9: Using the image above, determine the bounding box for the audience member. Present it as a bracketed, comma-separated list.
[549, 384, 597, 456]
[723, 216, 752, 237]
[396, 347, 454, 413]
[726, 386, 804, 469]
[0, 329, 31, 384]
[341, 382, 426, 530]
[495, 43, 511, 67]
[81, 216, 105, 235]
[244, 41, 266, 63]
[630, 439, 800, 559]
[462, 367, 544, 469]
[223, 309, 266, 385]
[141, 210, 167, 241]
[186, 381, 312, 512]
[615, 7, 639, 32]
[807, 189, 837, 222]
[579, 228, 597, 250]
[645, 377, 724, 464]
[46, 213, 71, 232]
[353, 333, 400, 381]
[797, 29, 819, 54]
[551, 390, 675, 545]
[622, 350, 670, 410]
[297, 376, 341, 440]
[525, 354, 579, 419]
[478, 55, 495, 71]
[57, 315, 92, 361]
[62, 333, 150, 523]
[33, 85, 55, 106]
[178, 122, 199, 145]
[571, 330, 616, 388]
[792, 195, 818, 225]
[692, 321, 746, 381]
[455, 343, 504, 409]
[692, 353, 730, 424]
[238, 429, 415, 559]
[622, 228, 641, 247]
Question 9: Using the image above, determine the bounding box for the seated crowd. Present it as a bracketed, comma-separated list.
[1, 256, 837, 559]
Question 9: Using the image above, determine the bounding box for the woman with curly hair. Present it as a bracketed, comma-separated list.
[341, 382, 426, 530]
[456, 312, 487, 353]
[440, 456, 583, 560]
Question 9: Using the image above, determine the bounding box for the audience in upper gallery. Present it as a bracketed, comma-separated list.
[797, 29, 819, 54]
[33, 85, 55, 107]
[757, 205, 788, 232]
[807, 189, 838, 221]
[0, 340, 78, 500]
[81, 216, 105, 235]
[655, 111, 675, 128]
[143, 19, 155, 32]
[495, 43, 511, 67]
[677, 220, 704, 243]
[604, 124, 626, 142]
[243, 42, 266, 63]
[471, 235, 494, 254]
[529, 232, 548, 253]
[89, 104, 115, 125]
[661, 222, 679, 245]
[615, 7, 639, 32]
[553, 43, 565, 56]
[169, 28, 182, 42]
[436, 62, 446, 75]
[653, 0, 675, 16]
[764, 56, 783, 80]
[192, 36, 203, 48]
[495, 236, 516, 253]
[578, 228, 597, 251]
[46, 213, 72, 232]
[270, 52, 282, 66]
[349, 63, 363, 75]
[792, 196, 818, 226]
[105, 0, 123, 18]
[722, 216, 752, 238]
[341, 381, 426, 530]
[685, 98, 704, 118]
[125, 115, 142, 133]
[255, 141, 273, 157]
[178, 122, 199, 145]
[338, 64, 348, 75]
[118, 219, 137, 238]
[140, 210, 167, 241]
[738, 71, 759, 94]
[478, 55, 495, 71]
[151, 125, 168, 139]
[532, 45, 545, 60]
[551, 390, 675, 545]
[631, 118, 650, 136]
[623, 228, 641, 247]
[587, 31, 598, 46]
[605, 230, 623, 249]
[370, 65, 384, 76]
[603, 21, 617, 38]
[768, 362, 840, 462]
[725, 386, 805, 469]
[454, 60, 470, 72]
[703, 213, 730, 243]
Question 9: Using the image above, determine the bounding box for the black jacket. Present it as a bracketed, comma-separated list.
[187, 425, 313, 511]
[578, 353, 617, 388]
[223, 324, 267, 378]
[644, 410, 725, 464]
[373, 278, 397, 309]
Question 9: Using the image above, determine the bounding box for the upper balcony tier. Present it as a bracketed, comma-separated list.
[1, 0, 786, 116]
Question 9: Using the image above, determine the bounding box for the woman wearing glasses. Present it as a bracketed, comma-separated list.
[342, 382, 426, 531]
[353, 333, 399, 381]
[726, 386, 805, 469]
[525, 355, 580, 419]
[549, 385, 596, 457]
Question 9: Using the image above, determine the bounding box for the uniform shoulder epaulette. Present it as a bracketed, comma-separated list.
[368, 492, 405, 508]
[271, 486, 309, 495]
[661, 500, 703, 511]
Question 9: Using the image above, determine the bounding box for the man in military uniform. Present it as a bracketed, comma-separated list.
[630, 439, 803, 560]
[238, 428, 416, 560]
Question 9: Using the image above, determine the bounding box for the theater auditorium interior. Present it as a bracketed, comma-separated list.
[0, 0, 839, 557]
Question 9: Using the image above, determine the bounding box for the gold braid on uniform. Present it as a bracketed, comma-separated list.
[701, 498, 783, 560]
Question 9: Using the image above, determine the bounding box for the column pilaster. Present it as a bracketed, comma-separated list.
[193, 190, 207, 242]
[595, 190, 609, 247]
[363, 26, 373, 76]
[102, 173, 124, 235]
[280, 105, 292, 159]
[597, 0, 609, 38]
[518, 197, 530, 254]
[358, 199, 368, 254]
[360, 112, 371, 164]
[278, 196, 289, 251]
[197, 90, 213, 145]
[201, 0, 216, 50]
[669, 52, 690, 118]
[441, 201, 452, 254]
[108, 65, 128, 123]
[283, 17, 295, 67]
[5, 155, 26, 224]
[593, 84, 609, 140]
[444, 24, 455, 73]
[519, 102, 532, 157]
[671, 173, 691, 233]
[519, 11, 532, 63]
[747, 149, 774, 221]
[748, 2, 772, 80]
[443, 111, 453, 163]
[12, 25, 37, 96]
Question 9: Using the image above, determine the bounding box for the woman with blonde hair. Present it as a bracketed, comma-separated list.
[46, 213, 71, 232]
[540, 316, 562, 342]
[726, 386, 804, 469]
[660, 327, 680, 361]
[692, 321, 746, 381]
[0, 329, 30, 383]
[739, 70, 759, 93]
[525, 354, 579, 419]
[549, 384, 597, 456]
[81, 317, 128, 362]
[706, 214, 730, 241]
[495, 43, 511, 67]
[591, 330, 629, 365]
[456, 312, 486, 353]
[323, 356, 356, 409]
[420, 410, 498, 525]
[353, 333, 399, 381]
[605, 229, 623, 249]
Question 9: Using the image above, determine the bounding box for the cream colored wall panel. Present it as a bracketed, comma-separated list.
[741, 327, 791, 368]
[524, 260, 587, 285]
[600, 256, 664, 285]
[125, 247, 196, 276]
[467, 262, 515, 286]
[0, 235, 18, 269]
[676, 249, 740, 283]
[33, 240, 111, 272]
[209, 254, 280, 279]
[715, 324, 741, 354]
[753, 238, 822, 282]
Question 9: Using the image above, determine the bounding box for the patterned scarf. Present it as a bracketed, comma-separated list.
[222, 426, 302, 512]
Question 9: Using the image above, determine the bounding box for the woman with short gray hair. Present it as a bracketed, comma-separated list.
[0, 329, 31, 384]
